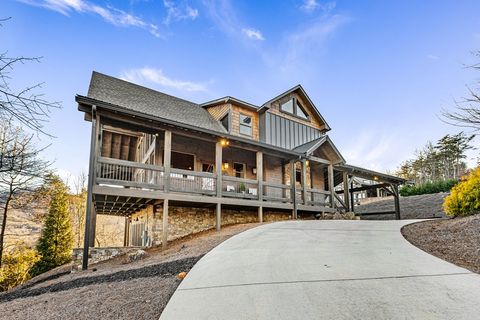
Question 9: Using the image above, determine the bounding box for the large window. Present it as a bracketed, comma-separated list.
[171, 151, 194, 170]
[239, 114, 252, 136]
[280, 98, 310, 120]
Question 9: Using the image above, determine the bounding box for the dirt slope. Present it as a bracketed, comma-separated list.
[0, 223, 260, 320]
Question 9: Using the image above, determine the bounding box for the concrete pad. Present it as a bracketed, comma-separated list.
[160, 220, 480, 319]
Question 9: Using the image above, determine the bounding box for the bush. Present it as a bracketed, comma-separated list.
[399, 179, 458, 197]
[443, 168, 480, 217]
[0, 246, 40, 292]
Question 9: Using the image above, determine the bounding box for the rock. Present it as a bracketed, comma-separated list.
[127, 249, 148, 263]
[177, 271, 187, 280]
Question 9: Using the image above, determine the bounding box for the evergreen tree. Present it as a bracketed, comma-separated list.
[32, 175, 73, 275]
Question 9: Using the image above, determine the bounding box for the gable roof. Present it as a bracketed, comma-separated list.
[259, 84, 331, 132]
[86, 71, 226, 133]
[294, 135, 345, 164]
[200, 96, 259, 111]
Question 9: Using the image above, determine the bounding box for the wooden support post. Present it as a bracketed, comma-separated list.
[123, 217, 129, 247]
[328, 163, 335, 210]
[350, 180, 355, 212]
[258, 206, 263, 223]
[343, 172, 350, 212]
[216, 202, 221, 231]
[162, 199, 169, 249]
[82, 106, 97, 270]
[163, 130, 172, 192]
[393, 184, 401, 220]
[256, 151, 263, 202]
[301, 159, 307, 205]
[215, 142, 223, 198]
[290, 160, 297, 219]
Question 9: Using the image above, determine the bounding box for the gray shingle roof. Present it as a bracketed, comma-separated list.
[293, 136, 327, 154]
[87, 71, 226, 133]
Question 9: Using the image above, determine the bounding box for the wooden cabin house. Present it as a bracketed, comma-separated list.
[77, 72, 405, 268]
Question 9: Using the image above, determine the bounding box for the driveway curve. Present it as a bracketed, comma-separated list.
[160, 220, 480, 319]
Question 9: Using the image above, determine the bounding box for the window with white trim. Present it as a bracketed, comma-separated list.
[239, 113, 252, 136]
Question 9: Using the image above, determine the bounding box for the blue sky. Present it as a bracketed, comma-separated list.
[3, 0, 480, 180]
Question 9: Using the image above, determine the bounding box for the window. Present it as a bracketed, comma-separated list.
[280, 99, 294, 113]
[220, 114, 229, 131]
[296, 101, 308, 119]
[239, 114, 252, 136]
[171, 151, 194, 170]
[280, 98, 310, 120]
[296, 169, 302, 184]
[233, 162, 245, 178]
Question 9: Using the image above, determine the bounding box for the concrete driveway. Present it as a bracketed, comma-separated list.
[160, 220, 480, 319]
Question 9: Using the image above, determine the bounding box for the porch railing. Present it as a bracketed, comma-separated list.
[96, 157, 165, 190]
[305, 188, 331, 207]
[222, 176, 259, 199]
[169, 168, 217, 196]
[263, 182, 292, 203]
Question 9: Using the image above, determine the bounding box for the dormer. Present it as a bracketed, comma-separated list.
[201, 97, 260, 141]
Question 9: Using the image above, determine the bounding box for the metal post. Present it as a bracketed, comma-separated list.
[258, 206, 263, 223]
[393, 184, 401, 220]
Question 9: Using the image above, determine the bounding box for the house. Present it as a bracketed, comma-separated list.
[77, 72, 405, 269]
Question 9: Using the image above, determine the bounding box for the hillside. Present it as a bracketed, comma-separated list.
[355, 193, 448, 220]
[0, 223, 259, 320]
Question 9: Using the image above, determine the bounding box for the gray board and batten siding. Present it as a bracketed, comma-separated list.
[260, 112, 323, 149]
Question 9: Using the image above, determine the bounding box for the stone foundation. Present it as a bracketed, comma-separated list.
[130, 205, 292, 246]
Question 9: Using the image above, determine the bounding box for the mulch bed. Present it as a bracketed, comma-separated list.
[401, 215, 480, 274]
[0, 223, 260, 320]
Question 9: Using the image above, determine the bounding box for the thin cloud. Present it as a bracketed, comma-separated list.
[264, 14, 349, 73]
[300, 0, 336, 13]
[18, 0, 161, 37]
[163, 0, 199, 25]
[427, 54, 440, 60]
[120, 67, 208, 92]
[242, 28, 264, 40]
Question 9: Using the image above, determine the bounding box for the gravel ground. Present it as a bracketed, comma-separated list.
[0, 223, 260, 320]
[402, 215, 480, 274]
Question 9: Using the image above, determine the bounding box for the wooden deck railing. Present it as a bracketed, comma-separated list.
[222, 176, 259, 199]
[305, 188, 331, 207]
[95, 158, 334, 209]
[169, 168, 216, 196]
[96, 157, 165, 190]
[263, 182, 292, 203]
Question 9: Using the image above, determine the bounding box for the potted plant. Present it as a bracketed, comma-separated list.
[239, 182, 246, 194]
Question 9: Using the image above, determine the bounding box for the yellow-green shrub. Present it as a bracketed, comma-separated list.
[0, 246, 40, 292]
[443, 168, 480, 217]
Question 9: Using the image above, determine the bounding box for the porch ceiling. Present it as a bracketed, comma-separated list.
[93, 194, 155, 216]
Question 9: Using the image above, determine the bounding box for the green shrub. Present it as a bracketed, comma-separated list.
[0, 246, 40, 292]
[400, 179, 458, 197]
[443, 168, 480, 217]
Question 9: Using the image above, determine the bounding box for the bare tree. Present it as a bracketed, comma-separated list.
[70, 172, 87, 247]
[442, 51, 480, 131]
[0, 17, 60, 136]
[0, 119, 50, 266]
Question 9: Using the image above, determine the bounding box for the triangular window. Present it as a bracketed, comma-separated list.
[296, 101, 308, 119]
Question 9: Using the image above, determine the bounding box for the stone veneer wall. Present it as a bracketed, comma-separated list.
[130, 205, 292, 246]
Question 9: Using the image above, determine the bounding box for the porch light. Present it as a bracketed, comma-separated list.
[220, 138, 230, 147]
[222, 162, 229, 170]
[373, 176, 379, 181]
[305, 160, 310, 166]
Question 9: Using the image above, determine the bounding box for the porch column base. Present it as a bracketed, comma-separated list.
[258, 206, 263, 223]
